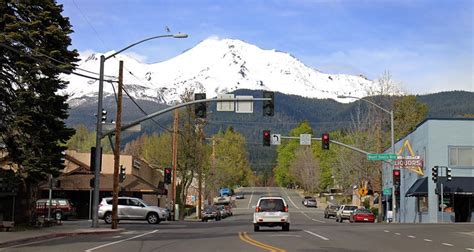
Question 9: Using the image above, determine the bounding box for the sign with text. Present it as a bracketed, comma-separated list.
[367, 153, 397, 161]
[217, 94, 235, 112]
[394, 156, 423, 168]
[235, 95, 253, 113]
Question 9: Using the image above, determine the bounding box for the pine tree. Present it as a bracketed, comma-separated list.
[0, 0, 78, 219]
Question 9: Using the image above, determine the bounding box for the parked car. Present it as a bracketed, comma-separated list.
[336, 205, 358, 223]
[201, 205, 221, 222]
[304, 197, 317, 208]
[324, 204, 340, 219]
[36, 198, 76, 220]
[350, 209, 375, 223]
[235, 193, 245, 199]
[253, 196, 290, 231]
[98, 197, 167, 224]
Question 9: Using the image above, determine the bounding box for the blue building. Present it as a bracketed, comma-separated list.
[382, 118, 474, 223]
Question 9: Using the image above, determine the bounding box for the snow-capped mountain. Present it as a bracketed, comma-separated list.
[62, 38, 374, 107]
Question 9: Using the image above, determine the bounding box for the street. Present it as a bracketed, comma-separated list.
[2, 187, 473, 252]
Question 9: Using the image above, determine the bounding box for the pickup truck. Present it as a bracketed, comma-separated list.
[336, 205, 358, 223]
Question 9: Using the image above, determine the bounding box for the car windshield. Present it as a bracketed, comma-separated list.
[259, 199, 285, 212]
[344, 206, 358, 210]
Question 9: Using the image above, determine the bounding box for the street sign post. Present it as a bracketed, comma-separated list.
[367, 153, 397, 161]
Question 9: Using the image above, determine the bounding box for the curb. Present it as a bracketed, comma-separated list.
[0, 228, 124, 249]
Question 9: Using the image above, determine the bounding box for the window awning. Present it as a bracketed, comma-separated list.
[406, 177, 474, 197]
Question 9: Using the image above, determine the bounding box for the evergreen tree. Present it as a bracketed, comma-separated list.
[0, 0, 78, 220]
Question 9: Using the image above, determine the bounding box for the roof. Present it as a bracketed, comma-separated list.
[388, 117, 474, 152]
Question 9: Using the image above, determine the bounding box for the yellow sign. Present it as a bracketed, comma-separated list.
[358, 187, 368, 196]
[396, 140, 424, 175]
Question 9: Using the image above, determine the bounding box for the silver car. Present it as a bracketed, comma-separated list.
[98, 197, 167, 224]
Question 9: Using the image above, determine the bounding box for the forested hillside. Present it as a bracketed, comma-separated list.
[66, 90, 474, 172]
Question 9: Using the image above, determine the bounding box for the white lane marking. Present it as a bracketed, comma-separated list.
[247, 190, 254, 209]
[384, 230, 390, 233]
[284, 190, 300, 210]
[442, 243, 454, 247]
[407, 235, 416, 239]
[0, 237, 65, 251]
[424, 239, 432, 242]
[311, 218, 326, 223]
[84, 229, 158, 252]
[395, 233, 401, 236]
[465, 248, 474, 251]
[111, 236, 122, 238]
[304, 230, 329, 241]
[269, 234, 301, 237]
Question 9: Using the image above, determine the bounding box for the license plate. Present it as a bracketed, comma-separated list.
[364, 218, 368, 221]
[265, 212, 277, 216]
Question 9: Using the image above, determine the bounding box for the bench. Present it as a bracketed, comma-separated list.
[0, 221, 14, 231]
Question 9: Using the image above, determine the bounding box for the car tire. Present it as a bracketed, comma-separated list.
[104, 212, 112, 224]
[254, 224, 260, 232]
[54, 211, 62, 221]
[147, 212, 160, 224]
[282, 223, 290, 231]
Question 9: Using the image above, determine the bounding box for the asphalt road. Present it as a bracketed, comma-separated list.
[2, 187, 473, 252]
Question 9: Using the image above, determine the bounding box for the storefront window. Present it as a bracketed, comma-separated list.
[417, 197, 428, 212]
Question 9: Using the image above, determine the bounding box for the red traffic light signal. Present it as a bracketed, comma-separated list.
[322, 133, 330, 150]
[393, 169, 400, 185]
[164, 168, 172, 184]
[263, 130, 271, 146]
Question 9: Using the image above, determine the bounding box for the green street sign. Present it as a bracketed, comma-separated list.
[383, 188, 392, 196]
[367, 153, 397, 161]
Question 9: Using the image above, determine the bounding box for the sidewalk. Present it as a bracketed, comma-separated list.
[0, 220, 123, 248]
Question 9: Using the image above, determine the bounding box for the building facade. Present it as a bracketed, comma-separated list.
[382, 118, 474, 223]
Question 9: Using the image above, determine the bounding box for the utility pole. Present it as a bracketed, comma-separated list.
[111, 60, 124, 229]
[172, 109, 179, 221]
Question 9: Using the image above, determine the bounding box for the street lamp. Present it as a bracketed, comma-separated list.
[92, 33, 188, 228]
[337, 95, 395, 222]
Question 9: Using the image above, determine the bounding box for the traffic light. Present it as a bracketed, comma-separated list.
[164, 168, 172, 184]
[90, 147, 102, 172]
[392, 169, 401, 186]
[194, 93, 206, 118]
[119, 165, 126, 183]
[263, 130, 271, 146]
[432, 166, 439, 183]
[60, 150, 66, 167]
[322, 133, 330, 150]
[262, 91, 275, 116]
[101, 109, 107, 123]
[446, 167, 452, 181]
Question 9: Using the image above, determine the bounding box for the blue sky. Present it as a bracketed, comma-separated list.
[59, 0, 473, 94]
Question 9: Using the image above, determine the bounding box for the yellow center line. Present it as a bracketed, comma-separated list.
[238, 232, 287, 252]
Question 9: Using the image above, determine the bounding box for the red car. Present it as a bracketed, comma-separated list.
[349, 209, 375, 223]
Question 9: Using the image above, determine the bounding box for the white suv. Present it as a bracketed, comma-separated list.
[98, 197, 167, 224]
[253, 196, 290, 231]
